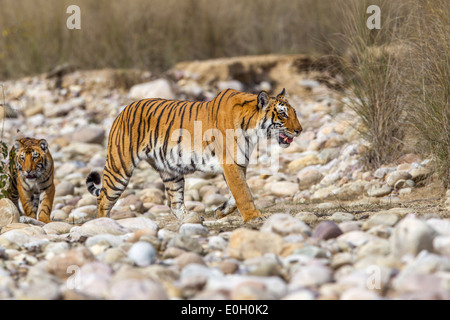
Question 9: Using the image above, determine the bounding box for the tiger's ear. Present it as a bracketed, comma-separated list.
[13, 140, 22, 151]
[39, 139, 48, 152]
[257, 91, 270, 110]
[277, 88, 288, 99]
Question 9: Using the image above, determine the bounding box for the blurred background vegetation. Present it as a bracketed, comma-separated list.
[0, 0, 448, 187]
[0, 0, 349, 79]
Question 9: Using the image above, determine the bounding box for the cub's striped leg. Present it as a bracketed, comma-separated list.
[18, 191, 37, 219]
[221, 164, 263, 223]
[160, 172, 187, 221]
[37, 185, 54, 223]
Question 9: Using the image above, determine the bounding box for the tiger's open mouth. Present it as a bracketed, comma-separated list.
[25, 174, 36, 179]
[278, 132, 294, 147]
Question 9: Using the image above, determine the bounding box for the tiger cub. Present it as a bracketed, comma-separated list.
[8, 137, 55, 223]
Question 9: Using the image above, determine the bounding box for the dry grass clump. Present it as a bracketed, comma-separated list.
[399, 0, 449, 188]
[334, 0, 449, 189]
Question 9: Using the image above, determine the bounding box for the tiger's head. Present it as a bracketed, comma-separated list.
[13, 138, 50, 181]
[256, 89, 303, 148]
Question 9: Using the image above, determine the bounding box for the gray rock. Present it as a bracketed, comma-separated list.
[340, 287, 381, 300]
[289, 263, 333, 289]
[168, 234, 203, 254]
[55, 181, 75, 197]
[207, 236, 228, 251]
[312, 221, 343, 240]
[16, 275, 61, 300]
[0, 228, 47, 248]
[175, 252, 206, 270]
[426, 219, 450, 236]
[203, 193, 228, 206]
[357, 238, 391, 258]
[78, 217, 130, 236]
[116, 217, 158, 233]
[75, 262, 113, 298]
[128, 79, 175, 100]
[394, 179, 414, 189]
[269, 182, 299, 197]
[128, 241, 157, 267]
[330, 212, 354, 223]
[295, 212, 318, 224]
[261, 213, 311, 236]
[433, 236, 450, 256]
[362, 211, 400, 230]
[297, 169, 323, 190]
[119, 194, 145, 213]
[85, 234, 124, 248]
[109, 279, 168, 300]
[318, 148, 340, 164]
[179, 223, 209, 237]
[50, 209, 69, 222]
[386, 170, 412, 187]
[410, 167, 431, 183]
[205, 274, 287, 300]
[367, 184, 392, 197]
[337, 231, 377, 247]
[391, 216, 436, 258]
[43, 222, 74, 235]
[44, 242, 71, 256]
[76, 194, 98, 207]
[0, 198, 20, 228]
[68, 205, 98, 224]
[373, 167, 395, 179]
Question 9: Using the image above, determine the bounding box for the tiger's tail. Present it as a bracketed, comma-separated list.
[86, 171, 102, 197]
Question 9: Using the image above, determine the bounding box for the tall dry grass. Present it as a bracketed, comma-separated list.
[399, 0, 449, 189]
[334, 0, 449, 189]
[0, 0, 345, 80]
[331, 0, 408, 169]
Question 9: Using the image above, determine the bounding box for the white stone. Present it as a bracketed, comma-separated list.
[128, 79, 175, 100]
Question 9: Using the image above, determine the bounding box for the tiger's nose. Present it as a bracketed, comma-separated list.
[294, 129, 302, 136]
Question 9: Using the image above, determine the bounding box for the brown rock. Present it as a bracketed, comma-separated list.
[174, 252, 206, 270]
[227, 228, 285, 260]
[0, 198, 20, 229]
[312, 221, 343, 240]
[47, 246, 95, 279]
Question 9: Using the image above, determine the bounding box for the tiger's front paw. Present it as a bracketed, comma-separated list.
[171, 207, 188, 221]
[38, 214, 51, 224]
[242, 210, 265, 223]
[214, 208, 228, 220]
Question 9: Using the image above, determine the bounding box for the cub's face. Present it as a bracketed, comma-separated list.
[14, 138, 49, 181]
[257, 89, 303, 148]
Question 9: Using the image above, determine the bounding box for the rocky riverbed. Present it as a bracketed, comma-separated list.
[0, 55, 449, 300]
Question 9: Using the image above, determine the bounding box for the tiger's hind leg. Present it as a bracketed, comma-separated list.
[160, 172, 187, 221]
[97, 156, 135, 218]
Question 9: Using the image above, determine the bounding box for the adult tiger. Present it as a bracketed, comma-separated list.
[86, 89, 302, 222]
[8, 137, 55, 223]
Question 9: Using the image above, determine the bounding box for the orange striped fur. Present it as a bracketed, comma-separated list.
[8, 137, 54, 223]
[87, 89, 302, 222]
